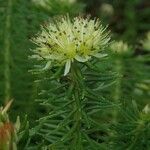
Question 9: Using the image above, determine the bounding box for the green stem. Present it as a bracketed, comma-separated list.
[71, 63, 83, 150]
[4, 0, 12, 102]
[113, 58, 123, 122]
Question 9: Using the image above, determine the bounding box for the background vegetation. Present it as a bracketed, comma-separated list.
[0, 0, 149, 149]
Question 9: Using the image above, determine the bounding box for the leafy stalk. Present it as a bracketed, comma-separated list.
[4, 0, 12, 102]
[71, 63, 83, 150]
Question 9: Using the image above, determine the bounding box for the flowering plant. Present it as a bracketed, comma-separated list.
[29, 16, 117, 149]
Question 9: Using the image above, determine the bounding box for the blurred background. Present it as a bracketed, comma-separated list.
[0, 0, 149, 124]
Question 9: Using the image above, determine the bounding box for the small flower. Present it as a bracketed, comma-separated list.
[100, 3, 114, 16]
[110, 41, 129, 54]
[32, 16, 110, 75]
[142, 31, 150, 51]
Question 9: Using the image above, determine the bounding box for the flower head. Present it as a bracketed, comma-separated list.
[32, 16, 110, 75]
[110, 41, 129, 54]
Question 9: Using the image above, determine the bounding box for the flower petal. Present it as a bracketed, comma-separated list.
[93, 53, 108, 58]
[75, 55, 90, 62]
[64, 60, 71, 76]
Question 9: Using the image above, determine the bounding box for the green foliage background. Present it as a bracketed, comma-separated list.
[0, 0, 149, 149]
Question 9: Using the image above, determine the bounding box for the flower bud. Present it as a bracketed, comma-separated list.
[0, 101, 17, 150]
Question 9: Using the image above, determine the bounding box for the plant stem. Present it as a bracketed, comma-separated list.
[71, 63, 83, 150]
[4, 0, 12, 103]
[113, 58, 123, 122]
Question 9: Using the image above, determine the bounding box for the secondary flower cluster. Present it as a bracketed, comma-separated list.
[110, 41, 129, 54]
[32, 16, 110, 75]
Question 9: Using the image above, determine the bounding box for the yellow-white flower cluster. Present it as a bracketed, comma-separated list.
[110, 41, 129, 54]
[32, 16, 110, 75]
